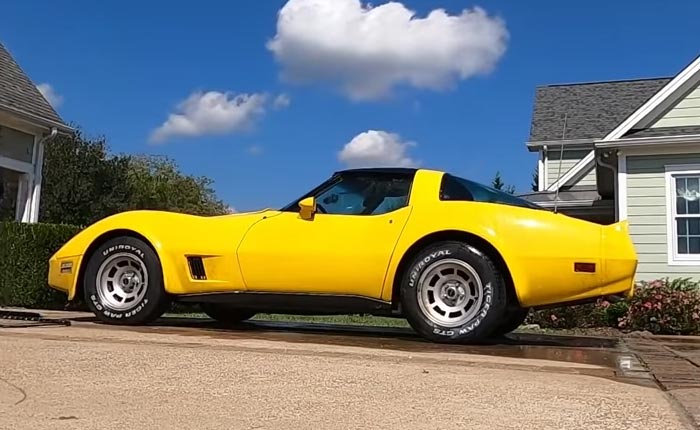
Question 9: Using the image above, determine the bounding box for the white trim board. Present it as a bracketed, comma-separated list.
[615, 153, 628, 221]
[0, 155, 33, 174]
[664, 163, 700, 266]
[546, 149, 595, 191]
[617, 152, 627, 221]
[603, 55, 700, 142]
[537, 150, 545, 191]
[618, 142, 700, 157]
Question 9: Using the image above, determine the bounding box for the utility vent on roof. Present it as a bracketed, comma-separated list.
[187, 256, 207, 280]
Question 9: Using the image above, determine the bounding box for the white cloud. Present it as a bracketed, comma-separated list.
[273, 93, 291, 109]
[338, 130, 419, 168]
[36, 83, 63, 108]
[267, 0, 508, 100]
[149, 91, 268, 143]
[247, 144, 263, 155]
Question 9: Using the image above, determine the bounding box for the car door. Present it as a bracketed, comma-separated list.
[236, 171, 414, 299]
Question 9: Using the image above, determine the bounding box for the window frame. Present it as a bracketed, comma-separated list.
[665, 163, 700, 265]
[280, 170, 416, 216]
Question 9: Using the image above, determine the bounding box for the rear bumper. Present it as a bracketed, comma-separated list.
[601, 220, 638, 299]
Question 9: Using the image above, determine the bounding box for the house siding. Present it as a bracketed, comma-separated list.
[626, 153, 700, 280]
[651, 85, 700, 128]
[545, 149, 596, 187]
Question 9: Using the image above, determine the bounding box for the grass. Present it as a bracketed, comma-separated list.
[163, 311, 412, 328]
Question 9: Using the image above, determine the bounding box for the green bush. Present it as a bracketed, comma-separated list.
[528, 278, 700, 335]
[526, 299, 609, 329]
[619, 278, 700, 335]
[0, 221, 82, 309]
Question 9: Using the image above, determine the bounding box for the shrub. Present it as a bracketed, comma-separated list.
[619, 278, 700, 335]
[528, 278, 700, 335]
[0, 221, 82, 309]
[526, 300, 609, 329]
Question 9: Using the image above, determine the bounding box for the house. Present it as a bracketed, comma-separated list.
[521, 55, 700, 281]
[0, 41, 72, 223]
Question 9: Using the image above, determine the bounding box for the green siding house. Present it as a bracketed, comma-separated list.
[521, 55, 700, 281]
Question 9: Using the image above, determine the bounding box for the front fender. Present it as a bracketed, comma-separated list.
[48, 211, 175, 301]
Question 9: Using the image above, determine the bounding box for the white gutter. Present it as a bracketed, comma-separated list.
[595, 133, 700, 149]
[27, 127, 58, 223]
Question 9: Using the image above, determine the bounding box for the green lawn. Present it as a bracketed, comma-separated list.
[163, 312, 412, 328]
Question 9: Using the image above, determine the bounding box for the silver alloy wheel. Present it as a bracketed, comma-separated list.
[95, 252, 149, 311]
[416, 258, 484, 327]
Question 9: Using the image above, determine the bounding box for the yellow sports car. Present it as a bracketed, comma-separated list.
[47, 167, 637, 343]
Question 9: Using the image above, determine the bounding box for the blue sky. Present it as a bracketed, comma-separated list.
[2, 0, 699, 211]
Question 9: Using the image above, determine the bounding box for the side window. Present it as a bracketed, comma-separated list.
[439, 173, 542, 209]
[316, 174, 412, 215]
[439, 174, 474, 201]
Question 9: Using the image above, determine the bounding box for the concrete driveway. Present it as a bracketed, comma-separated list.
[0, 311, 695, 430]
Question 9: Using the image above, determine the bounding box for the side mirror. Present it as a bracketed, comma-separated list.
[298, 196, 316, 220]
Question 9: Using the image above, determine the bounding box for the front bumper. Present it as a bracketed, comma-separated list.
[48, 254, 81, 299]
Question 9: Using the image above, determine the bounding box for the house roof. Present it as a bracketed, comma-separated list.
[527, 77, 672, 145]
[0, 41, 71, 132]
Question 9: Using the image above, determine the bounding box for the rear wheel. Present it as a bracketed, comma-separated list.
[83, 236, 170, 325]
[199, 303, 256, 324]
[491, 307, 529, 337]
[400, 240, 507, 343]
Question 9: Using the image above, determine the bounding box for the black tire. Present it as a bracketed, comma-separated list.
[83, 236, 170, 325]
[491, 307, 529, 337]
[199, 303, 256, 324]
[400, 240, 507, 343]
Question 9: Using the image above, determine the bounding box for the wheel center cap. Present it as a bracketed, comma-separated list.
[121, 271, 140, 292]
[442, 282, 466, 305]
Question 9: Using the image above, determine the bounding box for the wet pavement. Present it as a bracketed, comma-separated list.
[1, 308, 699, 429]
[1, 309, 655, 386]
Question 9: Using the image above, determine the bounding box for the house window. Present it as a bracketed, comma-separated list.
[0, 167, 22, 221]
[666, 164, 700, 264]
[0, 125, 35, 163]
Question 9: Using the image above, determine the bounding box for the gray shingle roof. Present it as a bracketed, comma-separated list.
[528, 77, 672, 143]
[0, 41, 69, 131]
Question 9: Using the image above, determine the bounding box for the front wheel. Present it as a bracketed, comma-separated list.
[400, 241, 507, 343]
[83, 236, 170, 325]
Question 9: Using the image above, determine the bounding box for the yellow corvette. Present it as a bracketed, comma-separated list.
[47, 167, 637, 343]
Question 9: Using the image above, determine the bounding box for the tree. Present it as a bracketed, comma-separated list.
[491, 171, 516, 194]
[124, 154, 227, 216]
[491, 171, 505, 190]
[39, 127, 228, 226]
[39, 129, 132, 226]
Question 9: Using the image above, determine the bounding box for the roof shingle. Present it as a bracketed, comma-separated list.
[0, 41, 68, 130]
[528, 77, 672, 143]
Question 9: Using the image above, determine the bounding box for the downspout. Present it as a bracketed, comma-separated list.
[596, 150, 618, 221]
[27, 127, 58, 223]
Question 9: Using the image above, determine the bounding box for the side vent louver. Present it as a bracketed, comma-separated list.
[187, 256, 207, 280]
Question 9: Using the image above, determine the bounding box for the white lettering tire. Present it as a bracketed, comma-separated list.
[400, 240, 507, 343]
[83, 236, 170, 325]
